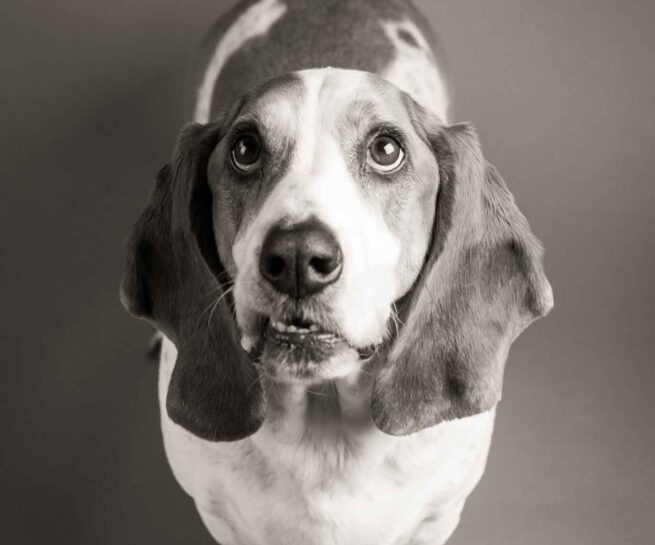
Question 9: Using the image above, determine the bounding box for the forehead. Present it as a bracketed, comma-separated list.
[233, 69, 417, 135]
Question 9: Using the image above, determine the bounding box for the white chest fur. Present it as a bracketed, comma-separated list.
[158, 337, 494, 545]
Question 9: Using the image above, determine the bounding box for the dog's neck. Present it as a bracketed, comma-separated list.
[248, 363, 398, 488]
[264, 372, 372, 437]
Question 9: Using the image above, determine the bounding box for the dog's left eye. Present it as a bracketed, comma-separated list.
[231, 134, 262, 173]
[367, 135, 405, 173]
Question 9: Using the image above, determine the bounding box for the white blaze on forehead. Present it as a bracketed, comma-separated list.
[381, 19, 449, 122]
[194, 0, 287, 123]
[232, 69, 402, 346]
[290, 70, 323, 173]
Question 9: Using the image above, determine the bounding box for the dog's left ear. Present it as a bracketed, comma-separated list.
[372, 122, 553, 435]
[120, 122, 265, 441]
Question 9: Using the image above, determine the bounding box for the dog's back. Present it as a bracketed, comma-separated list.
[194, 0, 449, 124]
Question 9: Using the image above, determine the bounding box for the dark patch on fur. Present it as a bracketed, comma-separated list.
[203, 0, 446, 119]
[444, 353, 468, 401]
[397, 28, 419, 48]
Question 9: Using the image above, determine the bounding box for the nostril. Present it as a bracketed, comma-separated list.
[265, 255, 286, 278]
[309, 256, 335, 276]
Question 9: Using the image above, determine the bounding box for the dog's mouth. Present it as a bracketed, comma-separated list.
[265, 315, 342, 345]
[261, 314, 349, 363]
[243, 313, 377, 383]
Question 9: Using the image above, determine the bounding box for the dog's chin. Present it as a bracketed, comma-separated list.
[241, 317, 370, 384]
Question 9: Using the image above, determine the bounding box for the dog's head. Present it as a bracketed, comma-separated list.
[121, 68, 552, 440]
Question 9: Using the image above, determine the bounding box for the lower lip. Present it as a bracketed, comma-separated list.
[258, 321, 349, 363]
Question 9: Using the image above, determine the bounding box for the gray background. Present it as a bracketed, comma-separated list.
[2, 1, 653, 543]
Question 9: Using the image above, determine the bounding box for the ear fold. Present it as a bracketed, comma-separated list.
[371, 123, 553, 435]
[120, 122, 265, 441]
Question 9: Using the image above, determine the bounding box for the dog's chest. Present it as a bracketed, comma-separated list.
[158, 338, 493, 545]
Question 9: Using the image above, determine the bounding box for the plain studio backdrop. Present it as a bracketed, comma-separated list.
[1, 1, 653, 543]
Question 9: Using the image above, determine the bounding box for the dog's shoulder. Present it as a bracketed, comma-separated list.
[194, 0, 449, 123]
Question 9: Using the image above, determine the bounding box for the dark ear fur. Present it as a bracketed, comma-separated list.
[372, 123, 553, 435]
[120, 123, 265, 441]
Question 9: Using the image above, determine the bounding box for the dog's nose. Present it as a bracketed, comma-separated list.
[259, 219, 343, 298]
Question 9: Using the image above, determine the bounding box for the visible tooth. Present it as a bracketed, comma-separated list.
[240, 335, 254, 353]
[297, 327, 308, 333]
[287, 325, 298, 332]
[309, 324, 319, 332]
[273, 321, 286, 332]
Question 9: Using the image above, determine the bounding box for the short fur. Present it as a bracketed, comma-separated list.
[120, 1, 552, 543]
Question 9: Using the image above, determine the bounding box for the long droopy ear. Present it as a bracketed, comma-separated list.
[120, 122, 265, 441]
[372, 123, 553, 435]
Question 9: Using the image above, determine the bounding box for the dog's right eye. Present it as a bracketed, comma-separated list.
[367, 135, 405, 173]
[231, 134, 262, 173]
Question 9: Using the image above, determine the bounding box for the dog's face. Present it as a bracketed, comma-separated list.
[208, 69, 439, 383]
[121, 68, 553, 441]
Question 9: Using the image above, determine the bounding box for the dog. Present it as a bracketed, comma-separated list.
[120, 1, 553, 543]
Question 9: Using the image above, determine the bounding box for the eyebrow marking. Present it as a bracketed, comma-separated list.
[194, 0, 288, 123]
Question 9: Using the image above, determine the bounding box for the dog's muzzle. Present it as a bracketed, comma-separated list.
[247, 217, 359, 379]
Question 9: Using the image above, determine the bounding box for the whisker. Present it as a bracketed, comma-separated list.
[207, 286, 235, 329]
[388, 303, 404, 338]
[246, 372, 263, 394]
[391, 302, 405, 328]
[200, 296, 220, 320]
[200, 283, 234, 320]
[202, 278, 235, 299]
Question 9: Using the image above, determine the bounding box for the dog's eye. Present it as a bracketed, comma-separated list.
[231, 134, 262, 173]
[367, 135, 405, 173]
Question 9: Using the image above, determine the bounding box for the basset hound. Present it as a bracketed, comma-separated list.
[120, 1, 553, 544]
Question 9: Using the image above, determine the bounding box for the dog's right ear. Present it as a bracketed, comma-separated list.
[120, 163, 178, 336]
[120, 122, 266, 442]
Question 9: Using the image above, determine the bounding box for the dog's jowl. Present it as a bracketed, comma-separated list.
[121, 1, 552, 544]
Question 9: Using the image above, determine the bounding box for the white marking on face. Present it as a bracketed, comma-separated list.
[232, 69, 403, 349]
[381, 19, 449, 122]
[194, 0, 287, 123]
